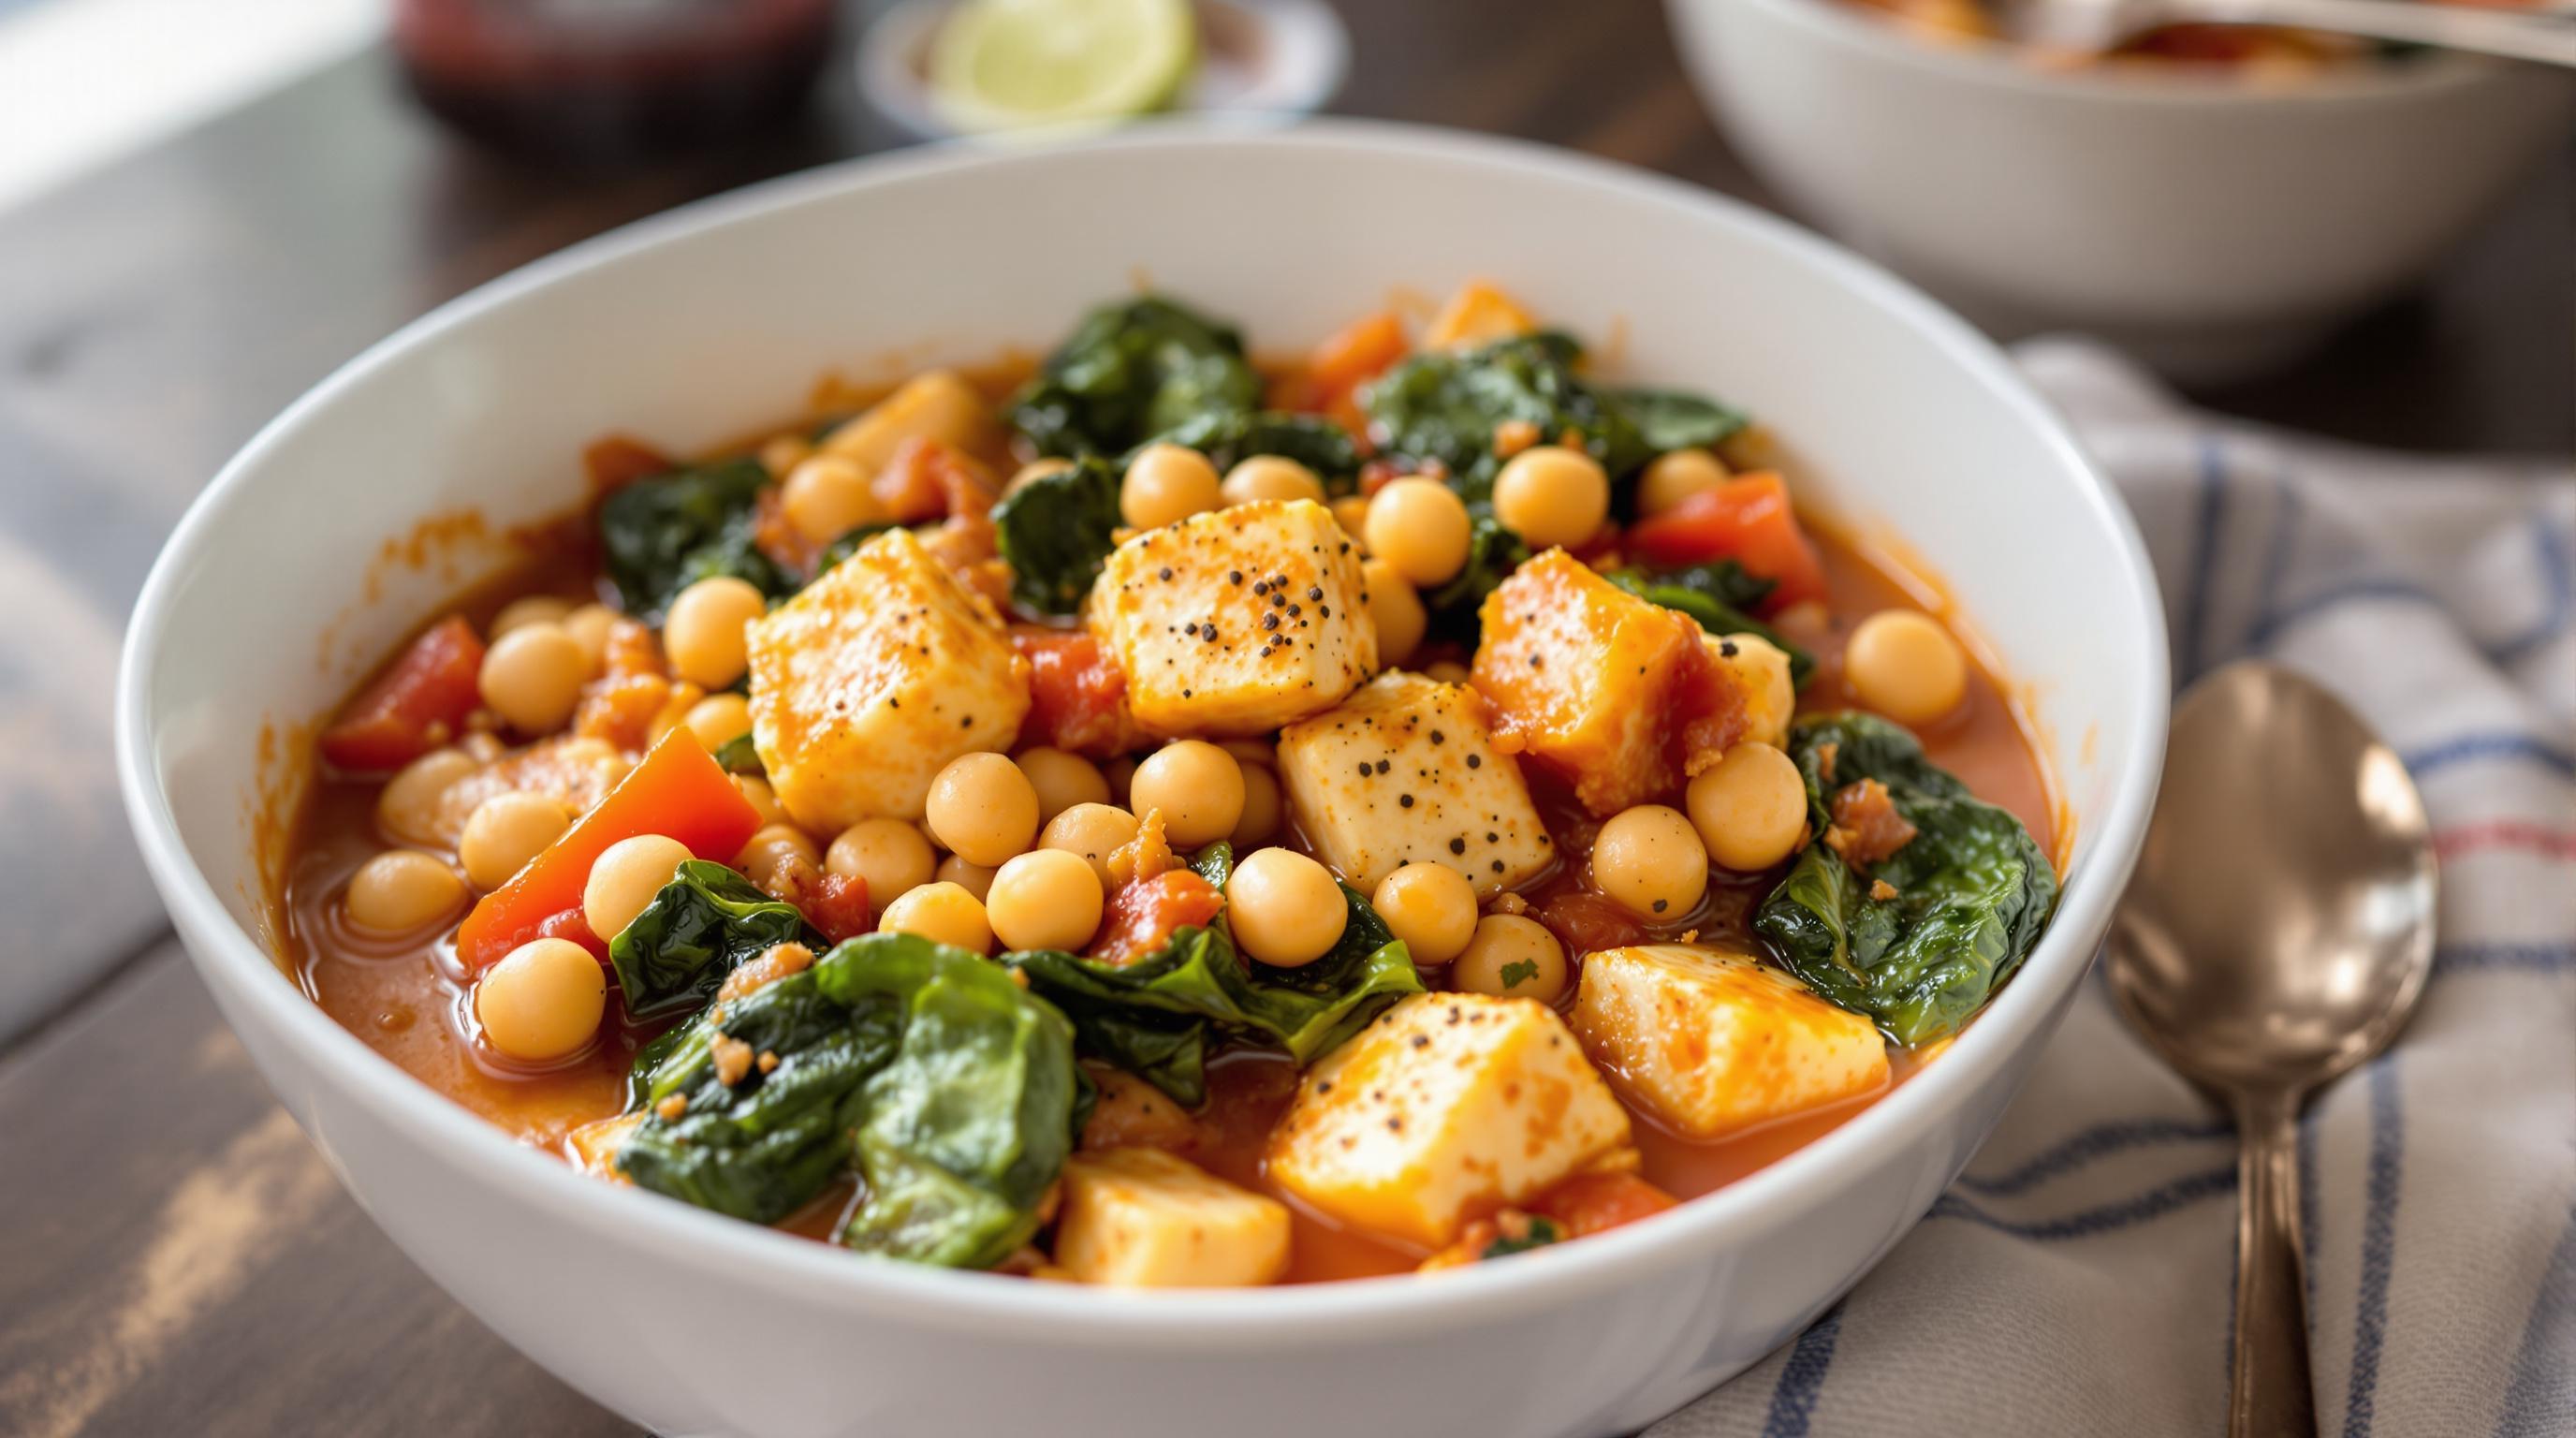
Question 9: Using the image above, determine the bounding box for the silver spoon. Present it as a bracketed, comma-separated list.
[2106, 661, 2437, 1438]
[2003, 0, 2576, 68]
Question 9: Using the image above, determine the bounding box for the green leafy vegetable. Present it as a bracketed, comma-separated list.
[617, 932, 1080, 1269]
[1419, 515, 1530, 645]
[1008, 296, 1262, 459]
[1750, 714, 2057, 1046]
[607, 860, 817, 1020]
[710, 733, 764, 775]
[1497, 959, 1541, 991]
[1362, 332, 1647, 506]
[1606, 387, 1749, 454]
[616, 961, 900, 1224]
[1140, 410, 1363, 492]
[1003, 844, 1422, 1107]
[990, 456, 1123, 616]
[597, 459, 794, 623]
[1604, 565, 1815, 686]
[1482, 1215, 1564, 1259]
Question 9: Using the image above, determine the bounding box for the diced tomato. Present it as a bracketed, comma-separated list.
[1090, 869, 1224, 966]
[318, 616, 487, 773]
[1011, 628, 1138, 756]
[803, 872, 872, 945]
[456, 730, 762, 970]
[536, 906, 610, 961]
[875, 437, 997, 524]
[1310, 311, 1408, 400]
[1623, 473, 1828, 609]
[1533, 1172, 1678, 1238]
[1531, 890, 1646, 958]
[582, 435, 673, 492]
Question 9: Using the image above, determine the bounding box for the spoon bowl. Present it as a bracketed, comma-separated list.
[2107, 659, 2437, 1438]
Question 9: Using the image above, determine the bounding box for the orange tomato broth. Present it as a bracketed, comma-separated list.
[275, 379, 2057, 1287]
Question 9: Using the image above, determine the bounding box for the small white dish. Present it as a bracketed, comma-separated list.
[858, 0, 1350, 142]
[117, 122, 2166, 1438]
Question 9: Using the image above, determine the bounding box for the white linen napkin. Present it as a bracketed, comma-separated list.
[1648, 340, 2576, 1438]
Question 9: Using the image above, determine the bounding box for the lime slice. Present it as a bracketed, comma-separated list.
[929, 0, 1197, 136]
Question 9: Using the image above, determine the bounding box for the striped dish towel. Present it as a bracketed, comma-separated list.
[1650, 340, 2576, 1438]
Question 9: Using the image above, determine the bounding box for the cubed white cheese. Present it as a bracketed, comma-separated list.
[747, 527, 1030, 831]
[1052, 1148, 1291, 1288]
[1088, 499, 1374, 737]
[1275, 671, 1553, 897]
[1267, 992, 1631, 1250]
[1573, 944, 1889, 1138]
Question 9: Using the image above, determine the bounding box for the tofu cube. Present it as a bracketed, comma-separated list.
[1275, 671, 1553, 897]
[1088, 499, 1374, 737]
[1472, 550, 1749, 814]
[1573, 945, 1890, 1138]
[747, 527, 1030, 831]
[1710, 631, 1796, 750]
[1268, 992, 1632, 1250]
[819, 370, 1000, 472]
[1053, 1148, 1291, 1288]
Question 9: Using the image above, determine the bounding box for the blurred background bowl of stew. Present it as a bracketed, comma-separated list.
[1665, 0, 2576, 381]
[117, 123, 2166, 1438]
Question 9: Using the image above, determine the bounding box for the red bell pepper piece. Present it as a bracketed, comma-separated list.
[1624, 473, 1828, 610]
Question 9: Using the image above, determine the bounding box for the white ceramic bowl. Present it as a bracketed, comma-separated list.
[1667, 0, 2576, 380]
[117, 123, 2166, 1438]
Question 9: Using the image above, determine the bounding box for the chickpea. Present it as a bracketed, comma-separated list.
[562, 603, 619, 674]
[986, 848, 1105, 952]
[925, 752, 1043, 866]
[1451, 915, 1567, 1003]
[1423, 660, 1471, 686]
[344, 850, 465, 932]
[733, 774, 787, 828]
[1363, 477, 1471, 586]
[1330, 494, 1374, 541]
[1845, 609, 1968, 724]
[1040, 802, 1140, 888]
[490, 594, 572, 637]
[582, 833, 693, 942]
[1231, 764, 1284, 847]
[1362, 557, 1427, 667]
[1371, 862, 1478, 966]
[1225, 847, 1348, 968]
[1220, 456, 1326, 507]
[1687, 743, 1808, 872]
[1492, 446, 1609, 550]
[827, 818, 937, 906]
[1637, 448, 1730, 516]
[459, 792, 572, 891]
[376, 748, 479, 844]
[663, 576, 766, 690]
[476, 938, 607, 1062]
[1015, 747, 1109, 824]
[1591, 804, 1709, 919]
[737, 824, 821, 888]
[683, 693, 754, 752]
[879, 881, 993, 954]
[936, 853, 999, 903]
[477, 623, 588, 734]
[1120, 443, 1222, 529]
[759, 433, 815, 478]
[781, 454, 885, 545]
[1128, 741, 1244, 848]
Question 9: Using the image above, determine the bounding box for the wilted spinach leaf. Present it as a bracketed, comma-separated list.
[1419, 515, 1529, 645]
[617, 962, 900, 1224]
[990, 456, 1122, 617]
[1363, 332, 1646, 506]
[607, 860, 817, 1020]
[597, 459, 794, 623]
[1141, 410, 1363, 492]
[1483, 1215, 1564, 1259]
[1604, 564, 1814, 686]
[1750, 713, 2056, 1046]
[710, 733, 764, 775]
[1003, 844, 1421, 1107]
[1606, 387, 1749, 454]
[1009, 296, 1262, 459]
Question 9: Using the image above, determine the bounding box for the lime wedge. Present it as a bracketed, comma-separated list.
[929, 0, 1197, 136]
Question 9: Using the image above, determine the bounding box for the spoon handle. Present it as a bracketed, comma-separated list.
[2231, 1089, 2318, 1438]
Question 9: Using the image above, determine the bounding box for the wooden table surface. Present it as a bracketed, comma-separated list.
[0, 2, 2566, 1432]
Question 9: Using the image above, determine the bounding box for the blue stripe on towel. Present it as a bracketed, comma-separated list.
[2495, 517, 2571, 663]
[2340, 1058, 2406, 1438]
[2401, 733, 2576, 783]
[2181, 434, 2230, 680]
[1930, 1166, 2237, 1240]
[2437, 942, 2576, 975]
[1954, 1116, 2233, 1197]
[2493, 1198, 2576, 1438]
[1759, 1305, 1845, 1438]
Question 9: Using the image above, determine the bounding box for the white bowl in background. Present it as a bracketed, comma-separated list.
[117, 123, 2166, 1438]
[1666, 0, 2576, 380]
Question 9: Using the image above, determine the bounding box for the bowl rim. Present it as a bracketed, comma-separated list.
[115, 117, 2169, 1347]
[1717, 0, 2519, 106]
